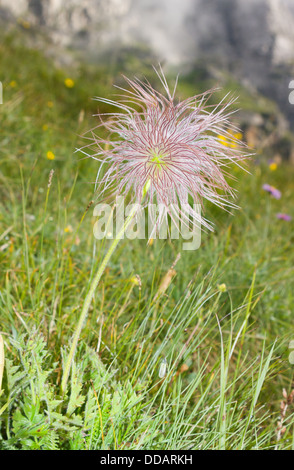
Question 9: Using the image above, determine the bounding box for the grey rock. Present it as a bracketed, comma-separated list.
[1, 0, 294, 128]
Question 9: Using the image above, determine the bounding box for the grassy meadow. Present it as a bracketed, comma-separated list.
[0, 32, 294, 450]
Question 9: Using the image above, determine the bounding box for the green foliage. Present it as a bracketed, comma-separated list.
[0, 29, 294, 450]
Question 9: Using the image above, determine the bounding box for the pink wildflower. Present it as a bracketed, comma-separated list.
[82, 67, 247, 235]
[262, 184, 281, 199]
[276, 213, 291, 221]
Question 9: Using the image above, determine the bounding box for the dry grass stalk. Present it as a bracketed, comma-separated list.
[0, 334, 4, 391]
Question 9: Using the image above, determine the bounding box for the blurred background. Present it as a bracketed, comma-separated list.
[1, 0, 294, 161]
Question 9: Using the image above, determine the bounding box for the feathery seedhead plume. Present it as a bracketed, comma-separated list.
[81, 67, 247, 237]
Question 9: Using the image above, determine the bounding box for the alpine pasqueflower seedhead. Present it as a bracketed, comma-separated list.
[83, 67, 247, 236]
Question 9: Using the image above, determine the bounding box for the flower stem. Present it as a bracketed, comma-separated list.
[61, 203, 138, 395]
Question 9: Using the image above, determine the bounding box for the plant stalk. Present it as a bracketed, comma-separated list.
[61, 202, 140, 394]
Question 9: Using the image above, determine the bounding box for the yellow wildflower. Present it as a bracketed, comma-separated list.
[234, 132, 243, 140]
[64, 78, 75, 88]
[219, 131, 243, 149]
[46, 151, 55, 160]
[218, 135, 228, 147]
[269, 162, 278, 171]
[64, 225, 73, 233]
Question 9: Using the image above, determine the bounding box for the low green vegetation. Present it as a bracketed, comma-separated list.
[0, 32, 294, 450]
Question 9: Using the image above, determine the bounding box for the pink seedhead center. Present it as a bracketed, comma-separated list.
[83, 67, 247, 236]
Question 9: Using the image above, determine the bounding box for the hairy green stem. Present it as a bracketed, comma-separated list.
[61, 202, 140, 394]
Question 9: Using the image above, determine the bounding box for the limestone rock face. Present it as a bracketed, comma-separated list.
[1, 0, 294, 66]
[1, 0, 294, 126]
